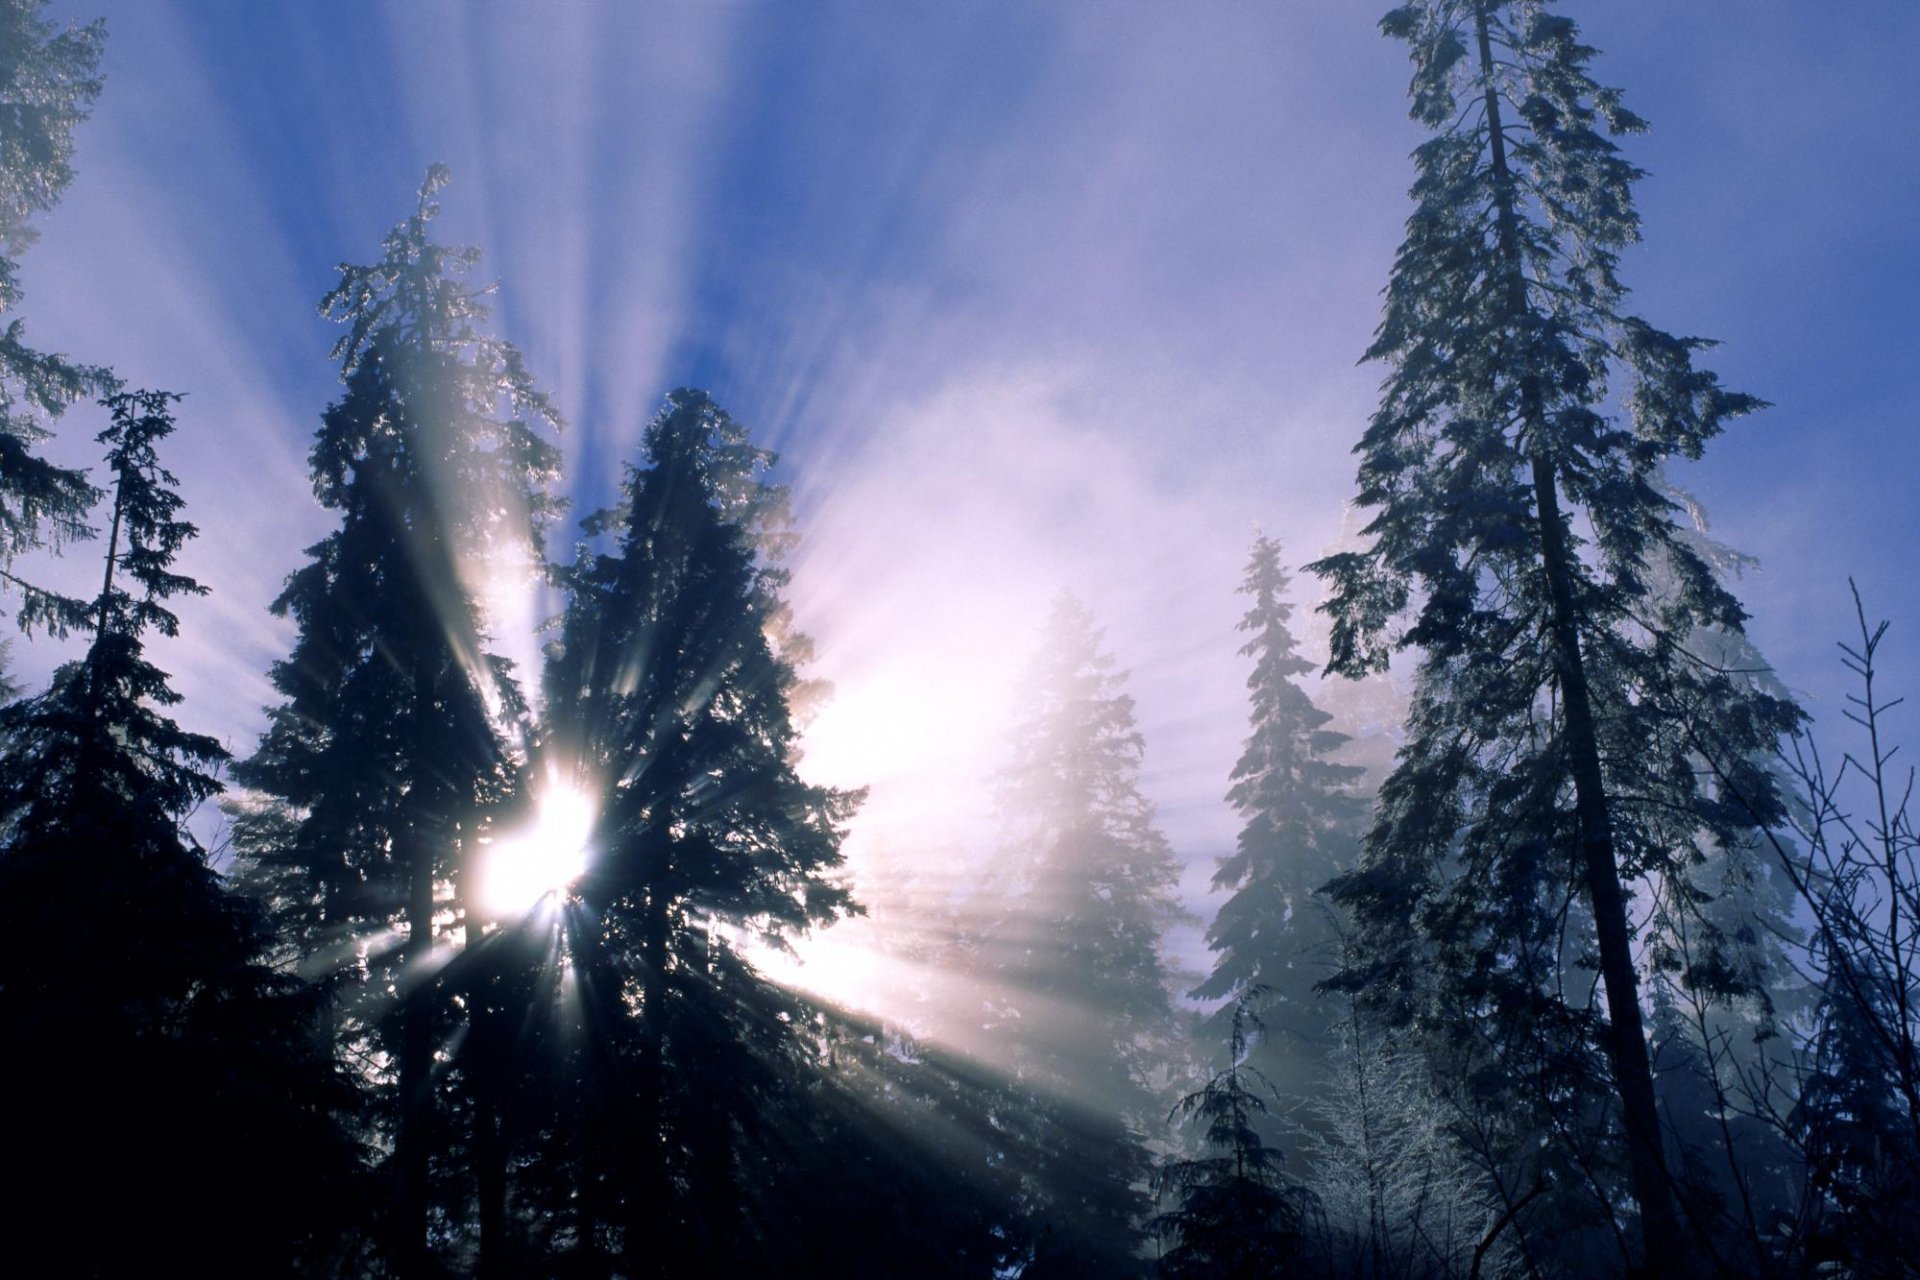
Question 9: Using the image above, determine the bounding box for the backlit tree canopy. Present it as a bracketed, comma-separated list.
[232, 166, 561, 1275]
[0, 2, 1907, 1277]
[1310, 1, 1801, 1269]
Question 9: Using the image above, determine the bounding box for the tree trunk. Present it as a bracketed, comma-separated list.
[465, 819, 509, 1280]
[1471, 4, 1683, 1269]
[625, 849, 673, 1279]
[1530, 453, 1683, 1269]
[396, 656, 440, 1279]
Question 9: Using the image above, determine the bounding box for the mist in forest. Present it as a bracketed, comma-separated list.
[1, 1, 1916, 1277]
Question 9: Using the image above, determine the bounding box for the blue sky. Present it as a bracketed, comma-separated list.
[14, 1, 1919, 926]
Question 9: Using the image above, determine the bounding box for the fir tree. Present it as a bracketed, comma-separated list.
[1152, 993, 1308, 1280]
[1309, 4, 1799, 1270]
[542, 389, 859, 1276]
[984, 591, 1185, 1278]
[0, 0, 109, 632]
[1196, 533, 1366, 1108]
[0, 391, 364, 1274]
[1635, 476, 1809, 1262]
[232, 167, 561, 1275]
[1303, 505, 1411, 791]
[1794, 966, 1920, 1277]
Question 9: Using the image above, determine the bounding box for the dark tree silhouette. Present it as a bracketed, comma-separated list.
[1309, 3, 1799, 1271]
[232, 167, 561, 1276]
[1153, 993, 1308, 1280]
[0, 391, 365, 1275]
[543, 389, 859, 1277]
[1762, 594, 1920, 1278]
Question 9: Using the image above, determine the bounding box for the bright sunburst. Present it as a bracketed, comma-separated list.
[477, 782, 598, 918]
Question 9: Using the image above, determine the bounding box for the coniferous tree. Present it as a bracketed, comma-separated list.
[1309, 4, 1799, 1270]
[542, 389, 859, 1277]
[1152, 993, 1308, 1280]
[984, 591, 1185, 1278]
[0, 0, 109, 632]
[0, 391, 364, 1275]
[1633, 476, 1810, 1260]
[1196, 533, 1365, 1110]
[1304, 506, 1411, 790]
[1794, 965, 1920, 1278]
[232, 167, 561, 1275]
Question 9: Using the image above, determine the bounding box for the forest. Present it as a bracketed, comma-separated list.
[0, 0, 1915, 1277]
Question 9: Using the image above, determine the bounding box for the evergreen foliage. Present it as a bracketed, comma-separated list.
[1197, 533, 1365, 1108]
[231, 167, 561, 1274]
[542, 388, 861, 1275]
[0, 391, 365, 1275]
[0, 0, 108, 633]
[1633, 478, 1810, 1262]
[1308, 2, 1800, 1268]
[984, 591, 1185, 1278]
[1302, 510, 1410, 793]
[0, 8, 1889, 1273]
[758, 1003, 1031, 1279]
[1152, 993, 1307, 1279]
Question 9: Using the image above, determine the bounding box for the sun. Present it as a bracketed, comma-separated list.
[477, 782, 597, 917]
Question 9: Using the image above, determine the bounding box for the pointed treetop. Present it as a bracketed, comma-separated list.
[321, 164, 500, 377]
[0, 389, 224, 830]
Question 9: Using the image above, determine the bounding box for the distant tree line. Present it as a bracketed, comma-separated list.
[0, 1, 1912, 1278]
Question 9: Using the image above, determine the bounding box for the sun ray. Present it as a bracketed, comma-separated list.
[477, 780, 598, 917]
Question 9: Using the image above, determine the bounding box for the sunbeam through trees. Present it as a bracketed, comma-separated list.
[0, 0, 1915, 1276]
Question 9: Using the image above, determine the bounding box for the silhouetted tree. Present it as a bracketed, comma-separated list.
[1196, 533, 1365, 1111]
[0, 0, 109, 632]
[1153, 993, 1308, 1280]
[1310, 3, 1799, 1271]
[984, 592, 1185, 1278]
[1303, 507, 1411, 793]
[543, 389, 859, 1277]
[232, 167, 561, 1275]
[0, 391, 365, 1275]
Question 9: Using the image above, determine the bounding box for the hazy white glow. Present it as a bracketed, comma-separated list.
[478, 784, 597, 917]
[749, 931, 886, 1013]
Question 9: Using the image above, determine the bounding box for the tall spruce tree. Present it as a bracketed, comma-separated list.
[0, 0, 109, 632]
[1196, 533, 1365, 1108]
[233, 167, 561, 1275]
[983, 591, 1185, 1278]
[1309, 3, 1798, 1271]
[542, 389, 859, 1277]
[0, 391, 364, 1273]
